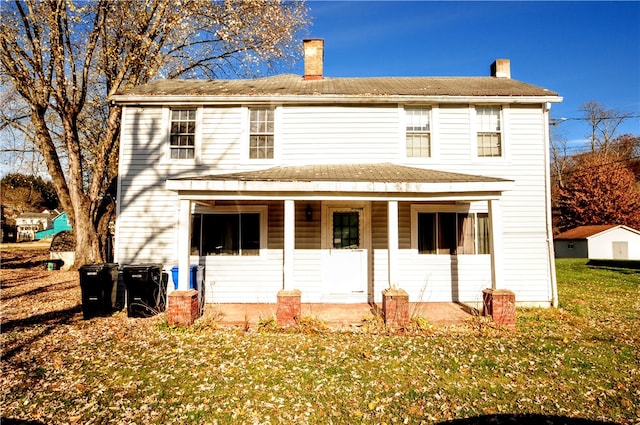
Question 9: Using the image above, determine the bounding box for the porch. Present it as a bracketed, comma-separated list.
[203, 302, 474, 328]
[169, 163, 514, 306]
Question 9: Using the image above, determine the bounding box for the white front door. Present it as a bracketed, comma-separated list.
[322, 203, 369, 302]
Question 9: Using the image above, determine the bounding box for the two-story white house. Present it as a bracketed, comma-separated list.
[16, 211, 52, 242]
[112, 39, 561, 309]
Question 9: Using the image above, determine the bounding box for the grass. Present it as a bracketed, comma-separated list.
[1, 257, 639, 424]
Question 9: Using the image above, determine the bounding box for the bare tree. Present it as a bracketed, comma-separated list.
[580, 101, 633, 153]
[0, 0, 309, 266]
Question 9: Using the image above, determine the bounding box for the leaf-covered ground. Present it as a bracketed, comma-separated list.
[1, 246, 639, 425]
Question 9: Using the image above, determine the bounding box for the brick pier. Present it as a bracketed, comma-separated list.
[167, 289, 199, 327]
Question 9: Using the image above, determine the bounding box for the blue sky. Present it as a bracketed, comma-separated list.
[294, 1, 640, 150]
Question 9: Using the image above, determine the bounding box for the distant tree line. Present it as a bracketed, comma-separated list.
[1, 173, 59, 220]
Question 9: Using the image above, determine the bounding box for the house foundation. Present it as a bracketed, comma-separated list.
[277, 289, 301, 327]
[382, 288, 410, 328]
[482, 288, 516, 328]
[168, 289, 199, 327]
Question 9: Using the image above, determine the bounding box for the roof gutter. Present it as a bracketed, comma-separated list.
[166, 178, 514, 195]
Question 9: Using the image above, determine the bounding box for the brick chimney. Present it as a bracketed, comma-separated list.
[491, 59, 511, 78]
[303, 39, 324, 80]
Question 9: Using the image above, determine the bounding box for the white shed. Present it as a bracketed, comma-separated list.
[554, 225, 640, 260]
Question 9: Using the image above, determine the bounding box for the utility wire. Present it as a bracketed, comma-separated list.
[550, 114, 640, 123]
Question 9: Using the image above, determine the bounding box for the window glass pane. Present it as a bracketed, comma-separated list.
[417, 212, 436, 254]
[477, 133, 501, 157]
[195, 213, 260, 256]
[406, 134, 430, 158]
[457, 213, 475, 254]
[249, 135, 274, 159]
[477, 213, 490, 254]
[202, 214, 239, 255]
[438, 213, 457, 255]
[333, 212, 359, 248]
[170, 147, 193, 159]
[406, 108, 430, 131]
[405, 108, 431, 158]
[476, 107, 502, 157]
[249, 108, 274, 159]
[477, 107, 501, 131]
[191, 215, 202, 255]
[170, 109, 195, 159]
[240, 213, 260, 255]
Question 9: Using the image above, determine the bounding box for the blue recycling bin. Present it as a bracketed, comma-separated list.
[171, 265, 203, 290]
[171, 265, 205, 316]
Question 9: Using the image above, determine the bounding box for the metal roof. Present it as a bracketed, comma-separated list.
[113, 74, 559, 99]
[189, 163, 510, 184]
[554, 225, 624, 240]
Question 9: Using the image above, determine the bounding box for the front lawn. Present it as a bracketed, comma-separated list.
[1, 256, 638, 424]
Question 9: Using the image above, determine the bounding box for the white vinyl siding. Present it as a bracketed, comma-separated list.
[115, 103, 555, 306]
[280, 106, 400, 162]
[437, 105, 471, 163]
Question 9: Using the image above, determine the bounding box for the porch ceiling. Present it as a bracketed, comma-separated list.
[167, 163, 513, 199]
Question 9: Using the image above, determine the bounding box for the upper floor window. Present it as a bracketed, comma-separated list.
[170, 109, 196, 159]
[249, 107, 274, 159]
[476, 106, 502, 157]
[405, 108, 431, 158]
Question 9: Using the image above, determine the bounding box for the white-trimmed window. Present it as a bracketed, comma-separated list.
[476, 106, 502, 157]
[170, 109, 196, 159]
[412, 206, 490, 255]
[190, 206, 267, 256]
[405, 108, 431, 158]
[249, 107, 274, 159]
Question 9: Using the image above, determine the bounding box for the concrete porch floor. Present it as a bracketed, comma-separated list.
[204, 302, 474, 328]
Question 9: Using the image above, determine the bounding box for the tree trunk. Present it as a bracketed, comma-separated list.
[73, 205, 103, 266]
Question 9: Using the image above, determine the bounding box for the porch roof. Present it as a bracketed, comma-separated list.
[167, 163, 513, 199]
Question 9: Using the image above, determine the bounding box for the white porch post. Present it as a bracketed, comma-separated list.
[177, 199, 192, 291]
[283, 199, 295, 290]
[388, 200, 399, 289]
[488, 199, 504, 289]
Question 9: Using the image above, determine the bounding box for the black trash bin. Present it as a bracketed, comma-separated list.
[122, 264, 166, 317]
[78, 263, 119, 319]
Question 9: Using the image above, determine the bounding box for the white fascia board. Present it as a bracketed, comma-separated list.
[112, 94, 562, 106]
[166, 178, 514, 195]
[586, 225, 640, 239]
[184, 193, 504, 202]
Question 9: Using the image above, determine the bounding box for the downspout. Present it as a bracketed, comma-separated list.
[543, 103, 559, 307]
[112, 105, 126, 265]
